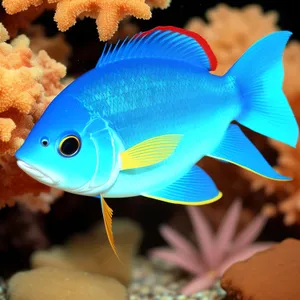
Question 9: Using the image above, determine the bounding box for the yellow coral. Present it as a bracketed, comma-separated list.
[7, 220, 141, 299]
[1, 0, 170, 41]
[0, 118, 16, 142]
[0, 23, 67, 211]
[0, 22, 9, 42]
[8, 267, 127, 300]
[31, 219, 143, 285]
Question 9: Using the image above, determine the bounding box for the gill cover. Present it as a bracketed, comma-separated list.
[78, 118, 120, 194]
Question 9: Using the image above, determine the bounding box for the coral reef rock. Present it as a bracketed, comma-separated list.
[31, 219, 142, 286]
[8, 267, 127, 300]
[221, 238, 300, 300]
[129, 257, 226, 299]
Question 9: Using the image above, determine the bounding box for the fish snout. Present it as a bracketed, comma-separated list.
[16, 160, 59, 186]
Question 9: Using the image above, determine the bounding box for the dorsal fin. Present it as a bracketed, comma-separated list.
[96, 26, 217, 71]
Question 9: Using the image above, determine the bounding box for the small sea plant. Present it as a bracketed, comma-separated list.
[0, 278, 7, 300]
[149, 200, 273, 295]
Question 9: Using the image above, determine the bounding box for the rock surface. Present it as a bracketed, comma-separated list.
[221, 238, 300, 300]
[31, 219, 142, 286]
[8, 267, 127, 300]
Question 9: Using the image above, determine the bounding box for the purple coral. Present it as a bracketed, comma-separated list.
[149, 200, 273, 295]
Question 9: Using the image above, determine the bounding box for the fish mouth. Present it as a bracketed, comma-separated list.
[17, 160, 58, 186]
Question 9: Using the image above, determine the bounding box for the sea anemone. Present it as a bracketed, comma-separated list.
[150, 200, 273, 295]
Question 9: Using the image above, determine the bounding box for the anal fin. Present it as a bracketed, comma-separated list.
[208, 124, 291, 181]
[100, 195, 121, 262]
[142, 165, 222, 205]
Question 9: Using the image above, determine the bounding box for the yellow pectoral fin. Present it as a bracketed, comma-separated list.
[100, 195, 121, 262]
[120, 134, 183, 170]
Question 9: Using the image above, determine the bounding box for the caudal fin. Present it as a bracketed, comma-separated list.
[227, 31, 299, 147]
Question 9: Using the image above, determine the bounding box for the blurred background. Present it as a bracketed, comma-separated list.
[0, 0, 299, 281]
[39, 0, 299, 74]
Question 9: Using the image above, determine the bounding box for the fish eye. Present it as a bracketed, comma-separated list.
[41, 137, 49, 147]
[59, 135, 81, 157]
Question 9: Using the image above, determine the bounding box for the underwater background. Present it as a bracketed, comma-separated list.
[0, 0, 299, 299]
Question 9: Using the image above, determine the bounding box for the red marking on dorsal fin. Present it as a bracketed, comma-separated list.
[135, 26, 217, 71]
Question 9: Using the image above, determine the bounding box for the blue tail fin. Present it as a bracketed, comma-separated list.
[227, 31, 299, 147]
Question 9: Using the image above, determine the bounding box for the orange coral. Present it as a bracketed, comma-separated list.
[49, 0, 151, 41]
[0, 23, 67, 211]
[182, 4, 279, 213]
[0, 22, 9, 42]
[261, 42, 300, 224]
[109, 19, 139, 44]
[146, 0, 171, 9]
[2, 0, 164, 41]
[0, 3, 55, 38]
[25, 25, 71, 65]
[185, 4, 279, 76]
[186, 4, 300, 224]
[2, 0, 45, 14]
[248, 138, 300, 225]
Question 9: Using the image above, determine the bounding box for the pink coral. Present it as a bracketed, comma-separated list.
[150, 200, 272, 295]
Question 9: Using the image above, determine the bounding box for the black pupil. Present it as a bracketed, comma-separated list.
[61, 137, 79, 156]
[42, 140, 48, 146]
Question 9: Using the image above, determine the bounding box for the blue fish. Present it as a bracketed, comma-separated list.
[15, 26, 299, 258]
